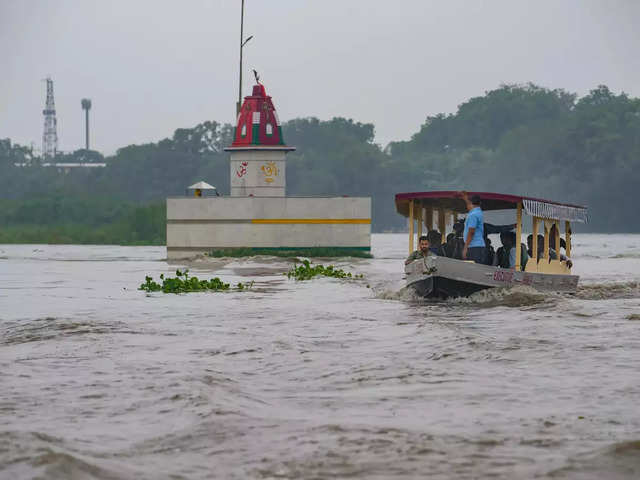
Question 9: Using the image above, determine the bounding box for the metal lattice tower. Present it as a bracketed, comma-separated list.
[42, 77, 58, 158]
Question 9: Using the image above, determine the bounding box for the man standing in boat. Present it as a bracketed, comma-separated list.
[460, 192, 486, 264]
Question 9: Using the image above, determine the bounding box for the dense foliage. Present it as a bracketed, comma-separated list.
[386, 84, 640, 232]
[2, 83, 639, 244]
[0, 197, 165, 244]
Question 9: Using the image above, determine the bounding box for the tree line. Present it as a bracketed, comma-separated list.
[1, 83, 639, 244]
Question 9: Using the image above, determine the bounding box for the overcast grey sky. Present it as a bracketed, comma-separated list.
[1, 0, 639, 154]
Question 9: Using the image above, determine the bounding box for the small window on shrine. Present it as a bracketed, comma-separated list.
[241, 124, 247, 137]
[266, 123, 273, 136]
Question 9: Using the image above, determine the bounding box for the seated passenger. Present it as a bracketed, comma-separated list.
[496, 232, 511, 268]
[548, 228, 573, 267]
[427, 230, 447, 256]
[405, 235, 429, 265]
[448, 219, 466, 259]
[537, 234, 557, 260]
[496, 231, 528, 270]
[527, 234, 558, 260]
[444, 233, 457, 258]
[549, 224, 567, 251]
[485, 223, 515, 265]
[537, 235, 573, 268]
[485, 235, 495, 266]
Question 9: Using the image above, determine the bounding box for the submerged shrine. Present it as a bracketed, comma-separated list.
[166, 81, 371, 259]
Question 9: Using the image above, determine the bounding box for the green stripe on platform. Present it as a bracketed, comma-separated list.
[205, 246, 372, 258]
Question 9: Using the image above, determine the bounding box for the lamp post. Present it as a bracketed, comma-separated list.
[81, 98, 92, 150]
[237, 0, 253, 116]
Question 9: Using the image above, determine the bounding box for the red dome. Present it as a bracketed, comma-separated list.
[229, 84, 293, 149]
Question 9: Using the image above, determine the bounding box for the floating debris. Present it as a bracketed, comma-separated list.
[286, 260, 363, 281]
[139, 269, 252, 293]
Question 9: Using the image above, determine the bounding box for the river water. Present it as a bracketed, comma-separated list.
[1, 234, 639, 479]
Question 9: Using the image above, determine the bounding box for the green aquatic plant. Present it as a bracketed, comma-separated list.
[286, 259, 364, 281]
[139, 269, 251, 294]
[236, 281, 255, 291]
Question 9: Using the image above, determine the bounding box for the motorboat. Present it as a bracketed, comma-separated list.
[395, 191, 588, 298]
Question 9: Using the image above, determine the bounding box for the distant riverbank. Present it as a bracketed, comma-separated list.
[0, 199, 165, 245]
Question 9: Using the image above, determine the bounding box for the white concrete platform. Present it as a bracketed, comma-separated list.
[166, 196, 371, 259]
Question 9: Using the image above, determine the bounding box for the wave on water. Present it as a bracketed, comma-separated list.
[609, 252, 640, 259]
[1, 317, 140, 346]
[374, 286, 425, 302]
[450, 285, 552, 308]
[0, 430, 137, 480]
[547, 439, 640, 479]
[574, 281, 640, 300]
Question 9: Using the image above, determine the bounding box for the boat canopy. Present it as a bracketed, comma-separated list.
[395, 191, 588, 223]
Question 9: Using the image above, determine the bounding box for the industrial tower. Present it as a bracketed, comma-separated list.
[42, 77, 58, 158]
[81, 98, 92, 150]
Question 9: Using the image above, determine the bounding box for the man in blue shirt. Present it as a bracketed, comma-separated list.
[460, 192, 486, 264]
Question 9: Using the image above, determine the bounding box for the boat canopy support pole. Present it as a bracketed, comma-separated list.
[516, 201, 522, 271]
[409, 200, 414, 255]
[416, 202, 422, 240]
[425, 206, 433, 231]
[532, 216, 538, 264]
[543, 220, 551, 262]
[438, 209, 446, 243]
[565, 221, 571, 258]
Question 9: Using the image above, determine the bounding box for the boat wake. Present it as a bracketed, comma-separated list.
[449, 285, 552, 308]
[373, 286, 425, 302]
[375, 280, 640, 307]
[373, 285, 552, 308]
[574, 281, 640, 300]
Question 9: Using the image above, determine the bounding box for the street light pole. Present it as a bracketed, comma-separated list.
[237, 0, 245, 116]
[237, 0, 253, 116]
[81, 98, 92, 150]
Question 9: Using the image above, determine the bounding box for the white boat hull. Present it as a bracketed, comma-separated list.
[405, 256, 579, 298]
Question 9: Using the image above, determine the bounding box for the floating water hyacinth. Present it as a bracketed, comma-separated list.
[139, 269, 252, 293]
[286, 260, 363, 281]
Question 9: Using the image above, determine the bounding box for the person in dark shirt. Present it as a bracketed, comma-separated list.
[427, 230, 447, 256]
[444, 232, 460, 259]
[485, 235, 495, 266]
[448, 221, 466, 259]
[496, 231, 528, 270]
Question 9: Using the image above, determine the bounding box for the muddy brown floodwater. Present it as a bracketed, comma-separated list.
[1, 234, 640, 479]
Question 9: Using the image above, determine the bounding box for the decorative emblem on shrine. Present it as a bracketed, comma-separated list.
[236, 161, 248, 178]
[261, 162, 279, 183]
